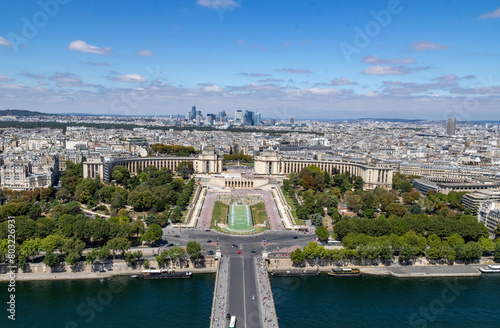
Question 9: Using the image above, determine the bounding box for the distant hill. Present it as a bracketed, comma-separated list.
[0, 109, 53, 116]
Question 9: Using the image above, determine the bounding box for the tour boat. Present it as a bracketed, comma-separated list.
[142, 269, 192, 279]
[479, 265, 500, 273]
[328, 268, 362, 276]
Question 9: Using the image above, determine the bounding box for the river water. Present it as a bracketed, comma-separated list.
[2, 273, 500, 327]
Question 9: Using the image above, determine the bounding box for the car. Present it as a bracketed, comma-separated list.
[250, 250, 256, 253]
[293, 236, 298, 239]
[174, 235, 180, 238]
[176, 243, 180, 246]
[232, 244, 238, 248]
[252, 295, 255, 301]
[207, 250, 214, 255]
[168, 243, 174, 247]
[236, 251, 242, 254]
[188, 228, 194, 231]
[262, 239, 267, 242]
[226, 313, 231, 320]
[205, 229, 211, 232]
[207, 240, 212, 243]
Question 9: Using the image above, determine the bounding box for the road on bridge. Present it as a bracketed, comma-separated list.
[228, 257, 261, 328]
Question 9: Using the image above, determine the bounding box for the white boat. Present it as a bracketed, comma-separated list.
[131, 275, 139, 278]
[479, 265, 500, 273]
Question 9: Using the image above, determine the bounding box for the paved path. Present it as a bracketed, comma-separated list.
[255, 256, 279, 328]
[198, 191, 217, 229]
[211, 257, 230, 328]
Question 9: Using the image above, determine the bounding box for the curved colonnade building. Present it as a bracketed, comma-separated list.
[254, 150, 393, 189]
[83, 149, 393, 189]
[83, 149, 223, 181]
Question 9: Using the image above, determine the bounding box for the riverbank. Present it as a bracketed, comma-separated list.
[268, 261, 486, 277]
[0, 267, 217, 282]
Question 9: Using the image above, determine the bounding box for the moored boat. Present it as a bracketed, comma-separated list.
[479, 265, 500, 273]
[271, 269, 320, 276]
[142, 269, 192, 279]
[328, 268, 361, 276]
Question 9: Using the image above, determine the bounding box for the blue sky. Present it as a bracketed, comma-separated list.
[0, 0, 499, 120]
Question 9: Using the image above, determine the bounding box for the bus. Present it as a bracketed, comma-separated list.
[229, 316, 236, 328]
[327, 240, 342, 246]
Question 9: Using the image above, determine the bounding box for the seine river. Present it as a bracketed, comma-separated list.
[2, 274, 500, 327]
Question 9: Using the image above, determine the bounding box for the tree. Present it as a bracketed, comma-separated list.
[311, 213, 323, 227]
[360, 192, 380, 213]
[290, 248, 306, 265]
[41, 235, 63, 252]
[141, 223, 163, 243]
[398, 244, 416, 264]
[187, 241, 202, 260]
[43, 252, 60, 268]
[86, 248, 99, 268]
[106, 237, 130, 259]
[169, 246, 186, 265]
[385, 203, 407, 217]
[315, 226, 329, 242]
[65, 252, 81, 267]
[20, 238, 42, 261]
[97, 246, 111, 261]
[112, 165, 130, 184]
[495, 243, 500, 262]
[298, 166, 326, 191]
[131, 220, 145, 238]
[479, 237, 495, 254]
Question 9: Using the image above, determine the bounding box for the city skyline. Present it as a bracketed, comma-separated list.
[1, 1, 500, 119]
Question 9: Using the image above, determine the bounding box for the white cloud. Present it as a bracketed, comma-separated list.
[479, 7, 500, 20]
[277, 68, 312, 74]
[362, 66, 410, 75]
[409, 41, 448, 51]
[67, 40, 112, 55]
[0, 75, 14, 82]
[112, 74, 147, 83]
[20, 71, 45, 80]
[137, 49, 155, 57]
[197, 0, 241, 9]
[49, 73, 93, 87]
[432, 74, 459, 82]
[0, 36, 12, 47]
[331, 78, 357, 86]
[303, 87, 343, 95]
[201, 84, 224, 92]
[363, 55, 415, 65]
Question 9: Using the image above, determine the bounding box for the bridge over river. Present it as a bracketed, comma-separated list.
[210, 255, 279, 328]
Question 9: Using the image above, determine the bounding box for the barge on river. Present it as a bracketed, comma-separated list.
[328, 268, 362, 276]
[142, 269, 192, 279]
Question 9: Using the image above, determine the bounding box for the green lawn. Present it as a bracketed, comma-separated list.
[212, 201, 228, 227]
[251, 203, 267, 225]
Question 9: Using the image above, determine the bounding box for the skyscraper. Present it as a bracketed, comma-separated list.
[447, 117, 456, 135]
[289, 116, 295, 124]
[234, 110, 243, 123]
[255, 110, 261, 125]
[244, 110, 255, 126]
[191, 106, 197, 121]
[218, 110, 227, 122]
